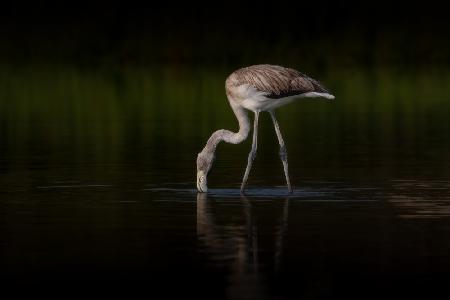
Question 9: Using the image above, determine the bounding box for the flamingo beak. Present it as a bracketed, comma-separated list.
[197, 171, 208, 193]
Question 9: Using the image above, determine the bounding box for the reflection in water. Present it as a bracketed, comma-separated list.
[388, 180, 450, 218]
[197, 193, 290, 299]
[275, 198, 289, 273]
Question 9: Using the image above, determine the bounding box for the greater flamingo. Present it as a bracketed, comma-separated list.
[196, 64, 334, 194]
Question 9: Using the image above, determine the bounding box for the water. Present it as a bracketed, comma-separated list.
[1, 64, 450, 298]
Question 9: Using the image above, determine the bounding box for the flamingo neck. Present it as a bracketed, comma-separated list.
[202, 103, 250, 155]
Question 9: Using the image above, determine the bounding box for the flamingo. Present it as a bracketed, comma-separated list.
[196, 64, 334, 194]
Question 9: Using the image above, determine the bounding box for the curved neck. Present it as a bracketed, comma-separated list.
[201, 102, 251, 155]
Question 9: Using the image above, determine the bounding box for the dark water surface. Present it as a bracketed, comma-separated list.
[1, 65, 450, 298]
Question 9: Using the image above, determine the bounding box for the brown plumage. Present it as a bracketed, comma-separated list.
[197, 64, 334, 194]
[226, 64, 330, 99]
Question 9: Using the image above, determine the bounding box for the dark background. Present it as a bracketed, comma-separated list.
[1, 1, 449, 68]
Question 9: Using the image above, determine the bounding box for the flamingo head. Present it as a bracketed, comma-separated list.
[196, 150, 215, 193]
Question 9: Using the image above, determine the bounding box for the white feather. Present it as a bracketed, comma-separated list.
[238, 88, 335, 112]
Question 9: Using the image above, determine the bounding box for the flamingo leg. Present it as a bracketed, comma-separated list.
[269, 111, 293, 193]
[240, 111, 259, 194]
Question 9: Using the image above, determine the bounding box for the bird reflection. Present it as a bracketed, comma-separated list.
[196, 192, 290, 298]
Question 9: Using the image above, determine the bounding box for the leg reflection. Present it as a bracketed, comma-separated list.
[196, 193, 290, 297]
[242, 195, 258, 273]
[275, 198, 290, 273]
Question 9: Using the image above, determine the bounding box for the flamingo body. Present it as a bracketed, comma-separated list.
[196, 64, 334, 193]
[226, 64, 334, 112]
